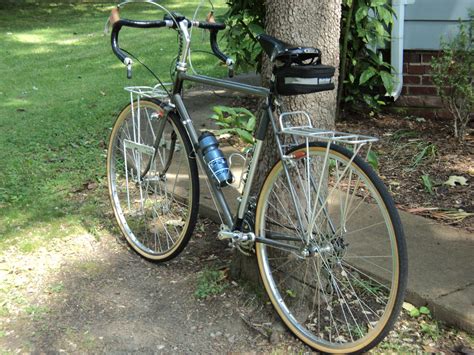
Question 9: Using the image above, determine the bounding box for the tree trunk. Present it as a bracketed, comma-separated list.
[230, 0, 342, 287]
[265, 0, 341, 130]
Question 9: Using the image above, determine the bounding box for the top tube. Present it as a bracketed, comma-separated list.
[178, 72, 270, 97]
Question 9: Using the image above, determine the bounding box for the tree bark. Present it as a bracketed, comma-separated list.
[230, 0, 342, 287]
[257, 0, 342, 181]
[265, 0, 341, 128]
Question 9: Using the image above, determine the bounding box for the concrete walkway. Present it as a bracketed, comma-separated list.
[182, 75, 474, 333]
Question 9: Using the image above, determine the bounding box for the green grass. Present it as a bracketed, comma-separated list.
[0, 305, 9, 317]
[0, 0, 227, 251]
[195, 267, 228, 299]
[25, 304, 49, 319]
[47, 283, 64, 293]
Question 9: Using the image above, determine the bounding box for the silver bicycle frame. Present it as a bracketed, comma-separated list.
[118, 13, 332, 239]
[169, 20, 316, 235]
[172, 71, 270, 229]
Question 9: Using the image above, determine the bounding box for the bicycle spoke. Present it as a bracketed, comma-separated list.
[108, 100, 197, 260]
[257, 143, 405, 352]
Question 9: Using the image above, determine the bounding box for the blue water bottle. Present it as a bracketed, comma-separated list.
[199, 132, 233, 187]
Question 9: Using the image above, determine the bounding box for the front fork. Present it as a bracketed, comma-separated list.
[139, 105, 175, 180]
[252, 102, 337, 252]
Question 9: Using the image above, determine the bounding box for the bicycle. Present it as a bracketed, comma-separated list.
[106, 1, 407, 353]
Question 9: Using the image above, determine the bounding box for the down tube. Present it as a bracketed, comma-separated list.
[172, 94, 234, 227]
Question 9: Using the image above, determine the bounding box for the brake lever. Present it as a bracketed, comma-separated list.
[124, 58, 133, 79]
[226, 58, 235, 78]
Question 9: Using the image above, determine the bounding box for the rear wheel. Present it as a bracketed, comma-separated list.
[255, 142, 407, 353]
[107, 99, 199, 261]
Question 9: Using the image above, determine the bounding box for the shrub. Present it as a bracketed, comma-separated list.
[220, 0, 265, 73]
[431, 10, 473, 142]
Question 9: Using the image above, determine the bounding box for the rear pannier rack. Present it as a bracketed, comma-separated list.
[279, 111, 378, 145]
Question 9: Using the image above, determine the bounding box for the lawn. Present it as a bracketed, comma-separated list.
[0, 0, 227, 250]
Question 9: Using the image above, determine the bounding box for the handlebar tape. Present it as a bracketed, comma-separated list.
[110, 7, 227, 66]
[197, 21, 226, 31]
[110, 16, 167, 63]
[209, 29, 229, 63]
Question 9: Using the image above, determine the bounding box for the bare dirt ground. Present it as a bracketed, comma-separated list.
[1, 213, 473, 353]
[0, 218, 305, 353]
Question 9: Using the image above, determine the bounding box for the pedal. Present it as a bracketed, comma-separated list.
[218, 227, 255, 243]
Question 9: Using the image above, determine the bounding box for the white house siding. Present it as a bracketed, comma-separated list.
[404, 0, 473, 50]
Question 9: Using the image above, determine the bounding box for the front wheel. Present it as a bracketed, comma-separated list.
[107, 99, 199, 262]
[255, 142, 407, 353]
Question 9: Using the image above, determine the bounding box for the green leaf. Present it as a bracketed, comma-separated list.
[246, 115, 256, 131]
[379, 51, 384, 63]
[215, 105, 233, 115]
[419, 306, 431, 315]
[355, 6, 369, 23]
[349, 73, 355, 83]
[248, 23, 264, 35]
[363, 94, 376, 107]
[367, 151, 379, 170]
[235, 128, 254, 144]
[371, 0, 386, 6]
[380, 70, 394, 93]
[213, 106, 223, 116]
[378, 6, 393, 25]
[224, 107, 237, 116]
[374, 20, 387, 37]
[410, 308, 421, 318]
[421, 174, 434, 195]
[234, 107, 254, 116]
[215, 128, 235, 135]
[368, 50, 381, 65]
[359, 67, 376, 85]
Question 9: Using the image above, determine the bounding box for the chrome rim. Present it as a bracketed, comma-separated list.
[109, 102, 193, 257]
[256, 146, 399, 351]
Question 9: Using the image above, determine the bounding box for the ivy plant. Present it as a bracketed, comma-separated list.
[337, 0, 395, 116]
[220, 0, 265, 73]
[222, 0, 395, 116]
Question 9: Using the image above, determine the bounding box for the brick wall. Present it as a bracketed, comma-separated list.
[394, 50, 450, 119]
[395, 50, 451, 118]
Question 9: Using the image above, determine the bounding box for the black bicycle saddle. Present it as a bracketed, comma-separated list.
[257, 33, 321, 63]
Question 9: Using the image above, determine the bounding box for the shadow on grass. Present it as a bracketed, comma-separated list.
[0, 0, 226, 252]
[0, 186, 114, 252]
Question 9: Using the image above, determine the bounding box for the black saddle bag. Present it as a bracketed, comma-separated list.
[273, 63, 336, 96]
